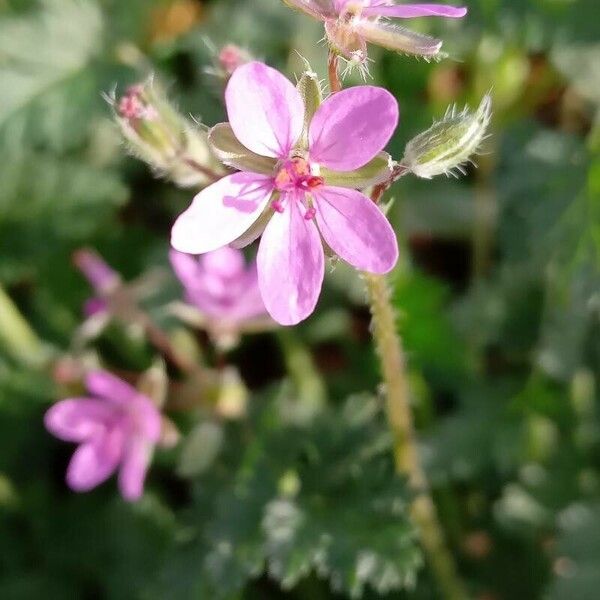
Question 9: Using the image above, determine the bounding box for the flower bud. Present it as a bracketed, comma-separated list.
[402, 94, 492, 179]
[218, 44, 252, 76]
[108, 78, 223, 187]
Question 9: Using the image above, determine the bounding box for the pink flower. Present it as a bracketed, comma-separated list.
[169, 247, 272, 347]
[171, 61, 399, 325]
[283, 0, 466, 64]
[44, 371, 162, 501]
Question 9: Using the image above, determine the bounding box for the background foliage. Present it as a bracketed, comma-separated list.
[0, 0, 599, 598]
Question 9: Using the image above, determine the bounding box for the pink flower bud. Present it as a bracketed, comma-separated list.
[218, 44, 252, 76]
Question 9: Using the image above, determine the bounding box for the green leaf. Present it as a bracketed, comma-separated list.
[0, 0, 105, 151]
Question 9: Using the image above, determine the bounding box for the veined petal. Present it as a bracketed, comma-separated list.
[362, 3, 467, 18]
[86, 370, 139, 405]
[354, 19, 443, 57]
[208, 123, 277, 175]
[45, 399, 115, 442]
[314, 186, 398, 273]
[321, 151, 393, 189]
[66, 427, 124, 492]
[225, 62, 304, 159]
[118, 436, 153, 501]
[283, 0, 336, 19]
[309, 86, 398, 171]
[257, 198, 324, 325]
[171, 172, 274, 255]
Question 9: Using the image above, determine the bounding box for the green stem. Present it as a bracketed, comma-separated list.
[326, 51, 467, 599]
[364, 273, 467, 600]
[0, 285, 51, 368]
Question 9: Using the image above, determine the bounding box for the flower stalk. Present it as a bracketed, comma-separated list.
[364, 272, 467, 600]
[328, 51, 342, 93]
[321, 53, 467, 598]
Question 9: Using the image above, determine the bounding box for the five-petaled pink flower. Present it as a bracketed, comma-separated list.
[284, 0, 466, 65]
[170, 247, 272, 347]
[171, 61, 399, 325]
[44, 371, 162, 501]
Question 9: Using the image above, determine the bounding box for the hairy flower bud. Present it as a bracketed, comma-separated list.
[402, 94, 492, 179]
[107, 78, 223, 187]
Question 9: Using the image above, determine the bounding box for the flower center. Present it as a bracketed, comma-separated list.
[274, 157, 324, 193]
[272, 157, 323, 220]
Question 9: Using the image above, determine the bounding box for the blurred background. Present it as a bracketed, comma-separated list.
[1, 0, 599, 598]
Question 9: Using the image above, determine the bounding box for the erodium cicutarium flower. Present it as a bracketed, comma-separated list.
[44, 371, 162, 501]
[169, 246, 272, 348]
[171, 61, 399, 325]
[284, 0, 466, 67]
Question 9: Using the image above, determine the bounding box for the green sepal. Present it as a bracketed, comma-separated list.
[208, 123, 276, 175]
[321, 152, 394, 189]
[296, 67, 322, 149]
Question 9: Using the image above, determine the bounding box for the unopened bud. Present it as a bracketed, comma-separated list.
[218, 44, 252, 76]
[108, 78, 223, 187]
[402, 94, 492, 179]
[73, 248, 121, 294]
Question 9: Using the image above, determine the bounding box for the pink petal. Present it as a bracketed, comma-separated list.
[201, 246, 245, 279]
[314, 186, 398, 273]
[86, 370, 139, 405]
[73, 249, 120, 294]
[171, 173, 274, 255]
[284, 0, 336, 19]
[225, 62, 305, 159]
[257, 197, 324, 325]
[83, 297, 109, 318]
[309, 86, 399, 171]
[130, 396, 162, 443]
[169, 250, 201, 294]
[66, 427, 124, 492]
[227, 263, 269, 322]
[363, 3, 467, 18]
[118, 436, 153, 501]
[45, 398, 116, 442]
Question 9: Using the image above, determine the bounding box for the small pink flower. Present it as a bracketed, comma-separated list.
[44, 371, 162, 501]
[171, 61, 399, 325]
[169, 247, 272, 346]
[284, 0, 466, 64]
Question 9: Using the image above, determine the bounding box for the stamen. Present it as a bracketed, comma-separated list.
[304, 206, 317, 221]
[271, 198, 285, 213]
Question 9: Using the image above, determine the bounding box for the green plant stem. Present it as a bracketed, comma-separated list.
[327, 54, 467, 599]
[0, 285, 51, 368]
[364, 272, 467, 600]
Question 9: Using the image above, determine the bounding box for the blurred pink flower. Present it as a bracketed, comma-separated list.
[44, 371, 162, 501]
[284, 0, 466, 65]
[171, 61, 399, 325]
[169, 247, 272, 347]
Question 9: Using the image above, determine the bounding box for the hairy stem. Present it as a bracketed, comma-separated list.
[327, 47, 467, 599]
[327, 51, 342, 93]
[364, 272, 467, 600]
